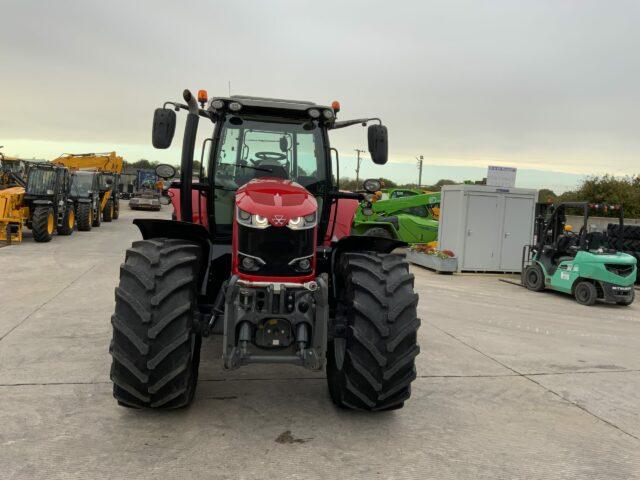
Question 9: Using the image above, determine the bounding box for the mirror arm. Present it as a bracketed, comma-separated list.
[329, 117, 382, 130]
[163, 100, 213, 120]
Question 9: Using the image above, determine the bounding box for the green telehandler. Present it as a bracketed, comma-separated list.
[352, 179, 440, 243]
[522, 202, 636, 306]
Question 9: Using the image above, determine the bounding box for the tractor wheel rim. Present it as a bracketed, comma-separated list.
[68, 210, 75, 228]
[527, 270, 538, 285]
[47, 212, 54, 234]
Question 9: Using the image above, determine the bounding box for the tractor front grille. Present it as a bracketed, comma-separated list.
[238, 224, 314, 277]
[605, 264, 634, 277]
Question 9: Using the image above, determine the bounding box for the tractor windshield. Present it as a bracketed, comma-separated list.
[210, 117, 329, 237]
[213, 118, 327, 193]
[26, 168, 56, 196]
[71, 172, 94, 197]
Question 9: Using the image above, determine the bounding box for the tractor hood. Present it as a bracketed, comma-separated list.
[236, 178, 317, 227]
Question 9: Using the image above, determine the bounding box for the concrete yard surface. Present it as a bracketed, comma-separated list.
[1, 206, 639, 479]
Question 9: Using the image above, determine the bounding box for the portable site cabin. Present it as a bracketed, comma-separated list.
[438, 184, 538, 273]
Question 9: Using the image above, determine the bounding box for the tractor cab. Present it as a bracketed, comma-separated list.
[24, 164, 70, 204]
[22, 164, 75, 241]
[70, 170, 102, 199]
[523, 202, 636, 306]
[69, 170, 105, 230]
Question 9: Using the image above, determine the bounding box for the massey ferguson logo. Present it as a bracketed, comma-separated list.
[272, 214, 286, 226]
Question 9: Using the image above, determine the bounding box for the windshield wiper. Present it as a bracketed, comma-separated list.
[233, 164, 275, 173]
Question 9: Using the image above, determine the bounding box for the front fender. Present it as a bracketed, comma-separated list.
[133, 219, 217, 292]
[329, 234, 407, 301]
[351, 221, 399, 237]
[133, 219, 211, 259]
[332, 234, 406, 256]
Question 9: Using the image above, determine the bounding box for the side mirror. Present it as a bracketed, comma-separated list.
[152, 108, 176, 149]
[368, 124, 388, 165]
[155, 163, 176, 179]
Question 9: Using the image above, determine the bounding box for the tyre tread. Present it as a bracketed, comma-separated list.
[109, 238, 201, 409]
[327, 251, 420, 411]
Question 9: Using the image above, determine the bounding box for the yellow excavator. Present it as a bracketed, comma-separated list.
[52, 152, 124, 222]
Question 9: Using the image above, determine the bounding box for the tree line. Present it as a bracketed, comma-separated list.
[545, 175, 640, 218]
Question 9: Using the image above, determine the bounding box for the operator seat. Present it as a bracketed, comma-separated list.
[554, 233, 578, 264]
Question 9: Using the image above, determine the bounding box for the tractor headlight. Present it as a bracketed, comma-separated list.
[254, 214, 269, 228]
[210, 99, 225, 110]
[237, 208, 270, 229]
[287, 212, 317, 230]
[322, 109, 334, 119]
[308, 109, 320, 119]
[363, 178, 382, 193]
[228, 101, 242, 112]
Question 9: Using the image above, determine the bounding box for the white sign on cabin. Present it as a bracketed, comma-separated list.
[487, 165, 517, 188]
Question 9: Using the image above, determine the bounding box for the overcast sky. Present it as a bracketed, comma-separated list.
[1, 0, 638, 191]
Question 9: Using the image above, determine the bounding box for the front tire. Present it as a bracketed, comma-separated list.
[112, 198, 120, 219]
[31, 206, 54, 242]
[103, 199, 114, 222]
[523, 264, 545, 291]
[57, 205, 75, 236]
[327, 252, 420, 411]
[77, 203, 92, 231]
[109, 238, 202, 409]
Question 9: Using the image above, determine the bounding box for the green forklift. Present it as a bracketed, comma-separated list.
[522, 202, 636, 306]
[352, 179, 440, 243]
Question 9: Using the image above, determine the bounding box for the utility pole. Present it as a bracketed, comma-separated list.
[416, 155, 424, 188]
[354, 148, 365, 190]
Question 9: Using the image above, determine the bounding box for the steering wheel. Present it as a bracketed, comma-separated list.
[255, 151, 287, 162]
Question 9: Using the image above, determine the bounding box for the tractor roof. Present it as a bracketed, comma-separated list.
[211, 95, 332, 113]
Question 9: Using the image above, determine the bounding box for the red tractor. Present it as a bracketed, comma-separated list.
[109, 90, 421, 411]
